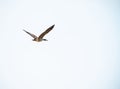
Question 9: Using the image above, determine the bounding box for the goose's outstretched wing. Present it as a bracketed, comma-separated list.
[38, 25, 55, 39]
[23, 29, 37, 38]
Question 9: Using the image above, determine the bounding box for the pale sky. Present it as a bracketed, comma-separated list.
[0, 0, 120, 89]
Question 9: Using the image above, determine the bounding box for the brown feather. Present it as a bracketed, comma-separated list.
[23, 29, 37, 38]
[38, 25, 55, 40]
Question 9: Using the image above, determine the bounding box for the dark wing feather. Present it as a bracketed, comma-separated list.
[38, 25, 55, 39]
[23, 29, 37, 38]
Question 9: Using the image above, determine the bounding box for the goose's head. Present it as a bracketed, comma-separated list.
[42, 39, 48, 41]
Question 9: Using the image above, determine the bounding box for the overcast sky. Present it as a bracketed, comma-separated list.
[0, 0, 120, 89]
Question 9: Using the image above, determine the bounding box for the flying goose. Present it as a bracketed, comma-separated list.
[23, 24, 55, 42]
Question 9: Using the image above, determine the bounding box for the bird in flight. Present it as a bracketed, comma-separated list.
[23, 24, 55, 42]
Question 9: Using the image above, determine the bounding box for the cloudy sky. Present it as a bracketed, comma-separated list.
[0, 0, 120, 89]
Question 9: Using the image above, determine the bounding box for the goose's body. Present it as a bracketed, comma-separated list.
[23, 25, 55, 42]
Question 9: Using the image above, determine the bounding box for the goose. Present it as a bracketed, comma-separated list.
[23, 24, 55, 42]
